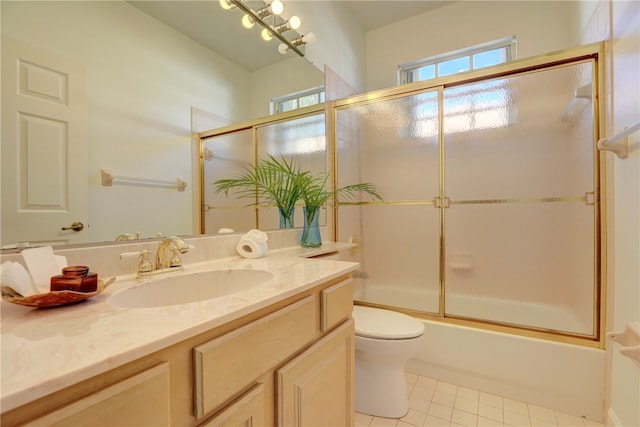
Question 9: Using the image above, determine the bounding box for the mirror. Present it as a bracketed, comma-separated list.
[0, 0, 324, 248]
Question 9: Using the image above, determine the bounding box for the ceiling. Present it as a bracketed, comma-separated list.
[129, 1, 454, 70]
[343, 1, 453, 32]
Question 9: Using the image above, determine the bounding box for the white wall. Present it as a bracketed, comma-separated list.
[286, 0, 367, 93]
[249, 56, 324, 119]
[365, 1, 577, 91]
[608, 0, 640, 421]
[1, 1, 253, 242]
[582, 0, 640, 425]
[573, 1, 640, 425]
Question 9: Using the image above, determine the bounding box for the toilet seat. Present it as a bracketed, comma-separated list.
[353, 305, 424, 340]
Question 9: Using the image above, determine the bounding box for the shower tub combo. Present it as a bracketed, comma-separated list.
[334, 44, 606, 422]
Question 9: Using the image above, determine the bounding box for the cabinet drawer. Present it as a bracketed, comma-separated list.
[199, 383, 265, 427]
[321, 278, 353, 331]
[27, 363, 171, 427]
[193, 295, 317, 419]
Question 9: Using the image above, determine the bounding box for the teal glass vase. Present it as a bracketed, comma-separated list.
[279, 206, 295, 229]
[301, 206, 321, 248]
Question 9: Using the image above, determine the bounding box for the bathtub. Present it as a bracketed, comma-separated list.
[355, 284, 606, 422]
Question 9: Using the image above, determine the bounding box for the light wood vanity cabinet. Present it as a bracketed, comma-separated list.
[2, 274, 354, 427]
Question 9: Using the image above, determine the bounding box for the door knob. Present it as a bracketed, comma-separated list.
[61, 221, 84, 232]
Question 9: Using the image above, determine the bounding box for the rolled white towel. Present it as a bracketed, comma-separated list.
[244, 229, 268, 244]
[1, 261, 39, 296]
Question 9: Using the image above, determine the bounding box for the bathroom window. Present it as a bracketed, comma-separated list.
[398, 36, 516, 84]
[407, 78, 514, 138]
[271, 85, 326, 114]
[399, 37, 516, 138]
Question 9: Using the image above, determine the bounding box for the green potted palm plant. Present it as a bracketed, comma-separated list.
[213, 156, 302, 228]
[214, 155, 382, 247]
[295, 171, 382, 248]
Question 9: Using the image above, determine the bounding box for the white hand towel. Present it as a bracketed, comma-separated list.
[1, 261, 39, 296]
[21, 246, 63, 293]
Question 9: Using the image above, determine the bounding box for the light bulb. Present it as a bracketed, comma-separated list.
[302, 32, 316, 45]
[242, 14, 254, 29]
[288, 16, 301, 30]
[261, 28, 273, 41]
[278, 43, 289, 55]
[270, 0, 284, 16]
[219, 0, 235, 10]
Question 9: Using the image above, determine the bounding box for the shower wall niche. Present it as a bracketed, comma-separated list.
[335, 45, 604, 342]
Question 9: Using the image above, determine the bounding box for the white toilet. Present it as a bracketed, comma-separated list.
[352, 305, 425, 418]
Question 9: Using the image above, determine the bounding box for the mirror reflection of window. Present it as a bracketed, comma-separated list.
[271, 86, 326, 114]
[257, 112, 327, 230]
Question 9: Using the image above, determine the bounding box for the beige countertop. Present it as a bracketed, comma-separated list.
[0, 243, 358, 412]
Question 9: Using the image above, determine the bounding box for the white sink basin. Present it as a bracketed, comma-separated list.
[108, 269, 274, 308]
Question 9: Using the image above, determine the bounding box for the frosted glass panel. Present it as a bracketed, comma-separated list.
[336, 91, 439, 201]
[336, 91, 441, 314]
[257, 113, 326, 229]
[445, 203, 595, 335]
[445, 63, 594, 200]
[202, 130, 254, 233]
[257, 113, 325, 177]
[338, 205, 440, 314]
[443, 61, 596, 336]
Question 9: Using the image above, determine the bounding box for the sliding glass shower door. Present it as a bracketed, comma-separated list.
[336, 91, 442, 314]
[443, 62, 597, 336]
[335, 46, 602, 341]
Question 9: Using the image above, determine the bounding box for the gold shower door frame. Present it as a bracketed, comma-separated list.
[198, 104, 327, 233]
[331, 43, 606, 348]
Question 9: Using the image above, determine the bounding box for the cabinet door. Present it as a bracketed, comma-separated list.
[27, 363, 171, 426]
[200, 384, 265, 427]
[276, 319, 354, 427]
[194, 295, 317, 419]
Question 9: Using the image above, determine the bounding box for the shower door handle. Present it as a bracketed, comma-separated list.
[434, 196, 450, 208]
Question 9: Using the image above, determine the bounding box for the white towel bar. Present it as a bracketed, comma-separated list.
[101, 169, 187, 191]
[597, 121, 640, 159]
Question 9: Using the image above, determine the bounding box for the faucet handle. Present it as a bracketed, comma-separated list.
[137, 250, 153, 273]
[168, 247, 182, 268]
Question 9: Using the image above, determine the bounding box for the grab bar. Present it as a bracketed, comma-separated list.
[101, 169, 187, 191]
[597, 121, 640, 159]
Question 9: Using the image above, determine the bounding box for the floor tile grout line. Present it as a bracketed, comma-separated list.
[359, 373, 603, 427]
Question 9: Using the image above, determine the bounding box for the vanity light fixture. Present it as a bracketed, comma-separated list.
[219, 0, 236, 10]
[242, 14, 255, 28]
[277, 32, 316, 55]
[261, 28, 273, 41]
[221, 0, 315, 57]
[274, 16, 301, 33]
[254, 0, 283, 18]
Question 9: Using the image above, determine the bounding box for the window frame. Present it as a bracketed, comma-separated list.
[398, 36, 517, 85]
[270, 85, 326, 114]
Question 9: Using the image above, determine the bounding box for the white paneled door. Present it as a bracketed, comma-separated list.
[1, 36, 88, 247]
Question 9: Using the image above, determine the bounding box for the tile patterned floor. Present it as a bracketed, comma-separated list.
[355, 373, 605, 427]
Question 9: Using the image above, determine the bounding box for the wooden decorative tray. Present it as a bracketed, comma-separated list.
[1, 277, 116, 308]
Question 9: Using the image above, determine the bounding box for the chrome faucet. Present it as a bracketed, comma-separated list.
[155, 236, 190, 270]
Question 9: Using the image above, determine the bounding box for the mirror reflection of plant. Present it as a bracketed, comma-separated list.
[213, 156, 302, 228]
